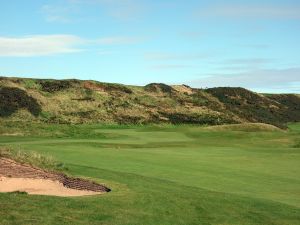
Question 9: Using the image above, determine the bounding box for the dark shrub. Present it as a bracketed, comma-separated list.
[161, 112, 236, 125]
[0, 87, 41, 117]
[83, 81, 132, 94]
[144, 83, 174, 93]
[205, 87, 295, 128]
[38, 80, 73, 93]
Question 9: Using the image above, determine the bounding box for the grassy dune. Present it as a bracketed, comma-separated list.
[1, 77, 300, 128]
[0, 123, 300, 224]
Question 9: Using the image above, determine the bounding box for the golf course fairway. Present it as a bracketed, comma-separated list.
[0, 122, 299, 225]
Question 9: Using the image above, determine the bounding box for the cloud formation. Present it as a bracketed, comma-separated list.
[187, 68, 300, 93]
[66, 0, 146, 21]
[241, 44, 270, 49]
[0, 35, 142, 57]
[95, 36, 143, 45]
[224, 58, 271, 65]
[0, 35, 83, 57]
[145, 52, 209, 61]
[41, 4, 76, 23]
[214, 58, 272, 72]
[150, 64, 192, 70]
[197, 3, 300, 20]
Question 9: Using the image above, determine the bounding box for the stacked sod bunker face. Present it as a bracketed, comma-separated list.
[0, 157, 110, 196]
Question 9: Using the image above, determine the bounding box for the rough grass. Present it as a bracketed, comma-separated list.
[1, 77, 299, 127]
[0, 147, 65, 172]
[293, 140, 300, 148]
[206, 87, 300, 128]
[0, 122, 299, 224]
[202, 123, 282, 132]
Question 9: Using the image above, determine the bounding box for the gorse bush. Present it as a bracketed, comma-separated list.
[144, 83, 174, 94]
[38, 80, 75, 93]
[0, 87, 41, 117]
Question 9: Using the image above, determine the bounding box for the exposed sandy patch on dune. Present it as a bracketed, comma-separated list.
[0, 177, 102, 197]
[172, 85, 194, 95]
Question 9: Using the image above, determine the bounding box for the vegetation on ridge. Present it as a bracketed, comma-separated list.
[0, 76, 299, 127]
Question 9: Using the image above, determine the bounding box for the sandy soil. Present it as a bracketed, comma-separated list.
[0, 157, 110, 196]
[0, 176, 102, 197]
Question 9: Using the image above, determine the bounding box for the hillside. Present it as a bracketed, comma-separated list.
[0, 76, 299, 128]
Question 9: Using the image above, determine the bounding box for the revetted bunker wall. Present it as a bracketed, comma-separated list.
[0, 158, 110, 193]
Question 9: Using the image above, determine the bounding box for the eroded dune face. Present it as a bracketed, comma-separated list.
[0, 177, 103, 197]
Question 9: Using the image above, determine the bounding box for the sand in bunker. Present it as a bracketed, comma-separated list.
[0, 177, 102, 197]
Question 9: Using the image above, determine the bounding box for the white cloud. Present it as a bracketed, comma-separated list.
[101, 0, 146, 20]
[95, 36, 142, 45]
[186, 68, 300, 93]
[223, 58, 271, 66]
[0, 34, 142, 57]
[145, 52, 209, 61]
[214, 58, 272, 72]
[67, 0, 146, 21]
[0, 35, 83, 57]
[151, 64, 192, 70]
[41, 1, 147, 23]
[241, 44, 270, 49]
[179, 31, 204, 39]
[41, 4, 75, 23]
[196, 4, 300, 20]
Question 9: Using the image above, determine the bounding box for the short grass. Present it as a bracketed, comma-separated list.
[0, 123, 300, 225]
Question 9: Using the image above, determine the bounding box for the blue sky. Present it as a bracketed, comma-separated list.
[0, 0, 299, 93]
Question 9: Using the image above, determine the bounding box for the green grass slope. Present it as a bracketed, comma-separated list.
[1, 77, 299, 127]
[0, 123, 300, 224]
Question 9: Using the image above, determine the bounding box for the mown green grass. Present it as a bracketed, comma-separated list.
[0, 123, 300, 225]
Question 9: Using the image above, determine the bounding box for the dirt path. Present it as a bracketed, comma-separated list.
[0, 157, 110, 197]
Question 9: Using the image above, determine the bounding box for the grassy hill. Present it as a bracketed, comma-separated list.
[1, 76, 299, 128]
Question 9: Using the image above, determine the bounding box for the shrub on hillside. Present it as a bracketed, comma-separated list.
[38, 80, 73, 93]
[161, 112, 237, 125]
[83, 81, 133, 94]
[205, 87, 292, 128]
[0, 87, 41, 117]
[144, 83, 175, 94]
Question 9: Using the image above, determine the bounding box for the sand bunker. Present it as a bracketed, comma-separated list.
[0, 157, 110, 197]
[0, 177, 102, 197]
